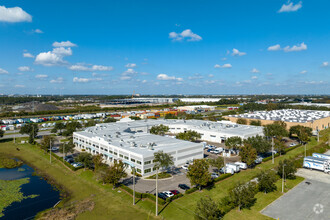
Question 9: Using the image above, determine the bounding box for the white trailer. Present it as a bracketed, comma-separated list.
[221, 166, 234, 175]
[312, 153, 330, 160]
[303, 156, 330, 174]
[234, 162, 247, 170]
[226, 163, 240, 173]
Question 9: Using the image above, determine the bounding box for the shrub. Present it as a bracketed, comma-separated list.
[166, 193, 183, 202]
[185, 187, 198, 194]
[213, 173, 232, 183]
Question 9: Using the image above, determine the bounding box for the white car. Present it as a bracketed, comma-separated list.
[163, 191, 174, 197]
[181, 165, 189, 170]
[211, 173, 219, 179]
[289, 143, 297, 147]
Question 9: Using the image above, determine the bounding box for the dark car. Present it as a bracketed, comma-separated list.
[157, 193, 168, 200]
[170, 190, 180, 195]
[178, 184, 190, 190]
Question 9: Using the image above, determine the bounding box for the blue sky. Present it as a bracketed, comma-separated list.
[0, 0, 329, 95]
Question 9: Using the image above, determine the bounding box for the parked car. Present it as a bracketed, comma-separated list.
[51, 146, 59, 152]
[163, 191, 174, 197]
[255, 156, 263, 164]
[170, 190, 180, 195]
[72, 162, 83, 168]
[211, 173, 219, 179]
[207, 149, 212, 152]
[156, 192, 167, 200]
[181, 165, 189, 170]
[178, 184, 190, 190]
[289, 143, 297, 147]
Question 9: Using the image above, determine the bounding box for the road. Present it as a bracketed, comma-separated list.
[0, 130, 52, 140]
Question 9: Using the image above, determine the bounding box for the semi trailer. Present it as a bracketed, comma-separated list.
[303, 156, 330, 174]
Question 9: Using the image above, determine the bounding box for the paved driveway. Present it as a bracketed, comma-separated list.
[123, 169, 191, 194]
[261, 171, 330, 220]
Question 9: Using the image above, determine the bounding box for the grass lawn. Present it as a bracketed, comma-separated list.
[0, 139, 157, 220]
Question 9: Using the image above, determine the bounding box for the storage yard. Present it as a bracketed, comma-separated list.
[225, 109, 330, 130]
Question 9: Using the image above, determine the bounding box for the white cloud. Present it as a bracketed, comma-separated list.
[23, 52, 34, 58]
[232, 48, 246, 56]
[169, 29, 202, 42]
[35, 74, 48, 79]
[120, 76, 132, 81]
[14, 84, 25, 88]
[251, 76, 258, 79]
[267, 44, 281, 51]
[73, 77, 90, 83]
[142, 80, 147, 83]
[35, 51, 67, 66]
[18, 66, 32, 72]
[300, 70, 307, 74]
[69, 64, 89, 71]
[214, 63, 232, 68]
[188, 74, 203, 80]
[221, 57, 227, 61]
[205, 80, 216, 84]
[50, 77, 64, 84]
[125, 63, 137, 68]
[322, 61, 328, 67]
[278, 1, 302, 13]
[52, 47, 72, 56]
[0, 6, 32, 23]
[157, 74, 182, 81]
[251, 68, 260, 73]
[0, 68, 9, 74]
[208, 74, 214, 78]
[284, 42, 307, 52]
[52, 41, 77, 47]
[92, 65, 113, 71]
[33, 29, 43, 34]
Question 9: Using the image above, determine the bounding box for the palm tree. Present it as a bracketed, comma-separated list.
[153, 151, 174, 216]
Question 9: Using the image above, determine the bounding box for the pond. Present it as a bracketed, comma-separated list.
[0, 164, 60, 220]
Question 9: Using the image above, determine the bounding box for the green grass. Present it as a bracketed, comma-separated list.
[0, 140, 157, 220]
[146, 172, 172, 179]
[0, 177, 39, 217]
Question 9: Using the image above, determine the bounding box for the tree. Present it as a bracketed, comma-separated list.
[150, 124, 169, 136]
[274, 139, 286, 155]
[20, 123, 38, 144]
[153, 151, 174, 172]
[240, 143, 257, 167]
[62, 121, 82, 137]
[40, 135, 55, 152]
[194, 196, 222, 220]
[277, 159, 297, 179]
[165, 113, 178, 119]
[53, 122, 65, 134]
[187, 159, 211, 190]
[84, 120, 96, 127]
[76, 152, 93, 170]
[257, 170, 277, 193]
[104, 117, 117, 123]
[129, 116, 141, 120]
[0, 129, 4, 138]
[263, 123, 288, 139]
[59, 139, 75, 156]
[228, 182, 257, 211]
[92, 154, 105, 172]
[225, 136, 242, 150]
[236, 118, 247, 125]
[208, 157, 224, 173]
[250, 120, 261, 126]
[102, 160, 127, 189]
[244, 135, 271, 154]
[176, 130, 201, 142]
[289, 125, 312, 143]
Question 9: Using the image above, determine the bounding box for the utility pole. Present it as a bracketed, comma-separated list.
[272, 136, 274, 164]
[133, 167, 135, 205]
[304, 144, 307, 157]
[49, 140, 52, 164]
[63, 144, 65, 162]
[317, 130, 319, 142]
[156, 167, 158, 216]
[282, 164, 286, 193]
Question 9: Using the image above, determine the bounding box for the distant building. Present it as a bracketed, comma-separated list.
[180, 98, 221, 103]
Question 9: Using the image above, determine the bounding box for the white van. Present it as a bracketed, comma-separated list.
[234, 162, 247, 170]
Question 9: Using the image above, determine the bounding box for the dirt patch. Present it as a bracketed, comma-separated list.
[39, 198, 95, 220]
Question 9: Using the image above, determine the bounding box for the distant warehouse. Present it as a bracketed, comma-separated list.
[224, 109, 330, 131]
[73, 119, 263, 176]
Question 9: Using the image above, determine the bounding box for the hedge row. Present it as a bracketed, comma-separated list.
[213, 173, 232, 183]
[50, 151, 83, 171]
[119, 184, 166, 205]
[185, 187, 198, 194]
[262, 144, 302, 162]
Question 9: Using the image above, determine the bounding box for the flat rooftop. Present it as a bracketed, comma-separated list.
[228, 109, 330, 123]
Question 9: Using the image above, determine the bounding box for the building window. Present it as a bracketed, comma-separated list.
[136, 168, 141, 173]
[144, 161, 151, 165]
[109, 150, 113, 154]
[144, 168, 151, 173]
[153, 167, 157, 171]
[131, 158, 136, 162]
[119, 154, 123, 158]
[137, 160, 142, 165]
[114, 152, 118, 155]
[124, 156, 129, 160]
[210, 135, 216, 138]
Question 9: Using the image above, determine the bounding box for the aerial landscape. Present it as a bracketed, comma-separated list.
[0, 0, 329, 220]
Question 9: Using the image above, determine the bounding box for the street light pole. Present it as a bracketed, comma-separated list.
[272, 136, 274, 164]
[49, 140, 52, 164]
[156, 167, 158, 216]
[304, 144, 306, 157]
[133, 167, 135, 205]
[282, 165, 284, 193]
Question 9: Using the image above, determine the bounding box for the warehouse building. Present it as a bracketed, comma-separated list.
[73, 119, 263, 176]
[224, 109, 330, 131]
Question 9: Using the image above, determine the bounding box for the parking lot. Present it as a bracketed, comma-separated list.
[261, 169, 330, 220]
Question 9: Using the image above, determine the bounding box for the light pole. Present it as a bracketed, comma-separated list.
[317, 130, 319, 142]
[132, 166, 135, 205]
[49, 140, 52, 164]
[155, 167, 158, 216]
[304, 143, 306, 157]
[272, 136, 274, 164]
[282, 164, 286, 193]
